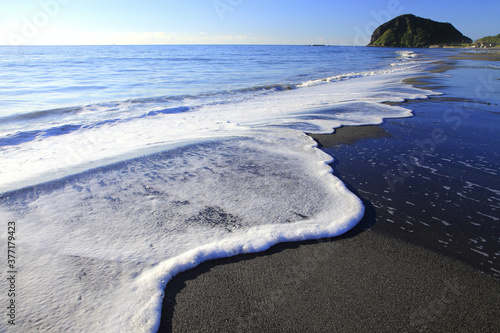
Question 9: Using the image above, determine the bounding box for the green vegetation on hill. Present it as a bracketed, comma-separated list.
[477, 34, 500, 44]
[368, 14, 472, 48]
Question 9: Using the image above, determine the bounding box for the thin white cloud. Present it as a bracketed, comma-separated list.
[0, 26, 273, 45]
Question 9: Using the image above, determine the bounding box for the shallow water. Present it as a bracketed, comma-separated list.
[0, 45, 444, 332]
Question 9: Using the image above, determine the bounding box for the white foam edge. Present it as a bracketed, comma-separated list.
[119, 151, 364, 332]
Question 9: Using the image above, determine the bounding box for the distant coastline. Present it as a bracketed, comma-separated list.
[452, 48, 500, 61]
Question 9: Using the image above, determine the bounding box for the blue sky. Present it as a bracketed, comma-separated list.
[0, 0, 498, 45]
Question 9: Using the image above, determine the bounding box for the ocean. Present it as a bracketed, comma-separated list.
[0, 45, 449, 332]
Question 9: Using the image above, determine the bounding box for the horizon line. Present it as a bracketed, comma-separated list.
[0, 43, 361, 47]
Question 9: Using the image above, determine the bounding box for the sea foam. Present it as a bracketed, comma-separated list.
[0, 62, 438, 332]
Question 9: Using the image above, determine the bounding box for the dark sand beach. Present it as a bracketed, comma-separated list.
[158, 53, 500, 332]
[452, 49, 500, 61]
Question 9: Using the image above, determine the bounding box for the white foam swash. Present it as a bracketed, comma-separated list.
[0, 64, 439, 332]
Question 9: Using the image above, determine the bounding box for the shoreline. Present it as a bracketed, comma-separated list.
[311, 56, 499, 278]
[160, 227, 500, 332]
[160, 124, 500, 332]
[158, 53, 500, 332]
[451, 48, 500, 61]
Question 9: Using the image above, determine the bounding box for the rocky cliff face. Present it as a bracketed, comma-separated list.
[368, 14, 472, 48]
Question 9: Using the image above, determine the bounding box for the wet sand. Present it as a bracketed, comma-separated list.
[159, 228, 500, 332]
[158, 56, 500, 332]
[309, 125, 390, 147]
[452, 49, 500, 61]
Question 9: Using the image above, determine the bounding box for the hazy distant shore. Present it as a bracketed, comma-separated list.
[453, 48, 500, 61]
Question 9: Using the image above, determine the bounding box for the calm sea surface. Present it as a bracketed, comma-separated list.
[0, 45, 434, 117]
